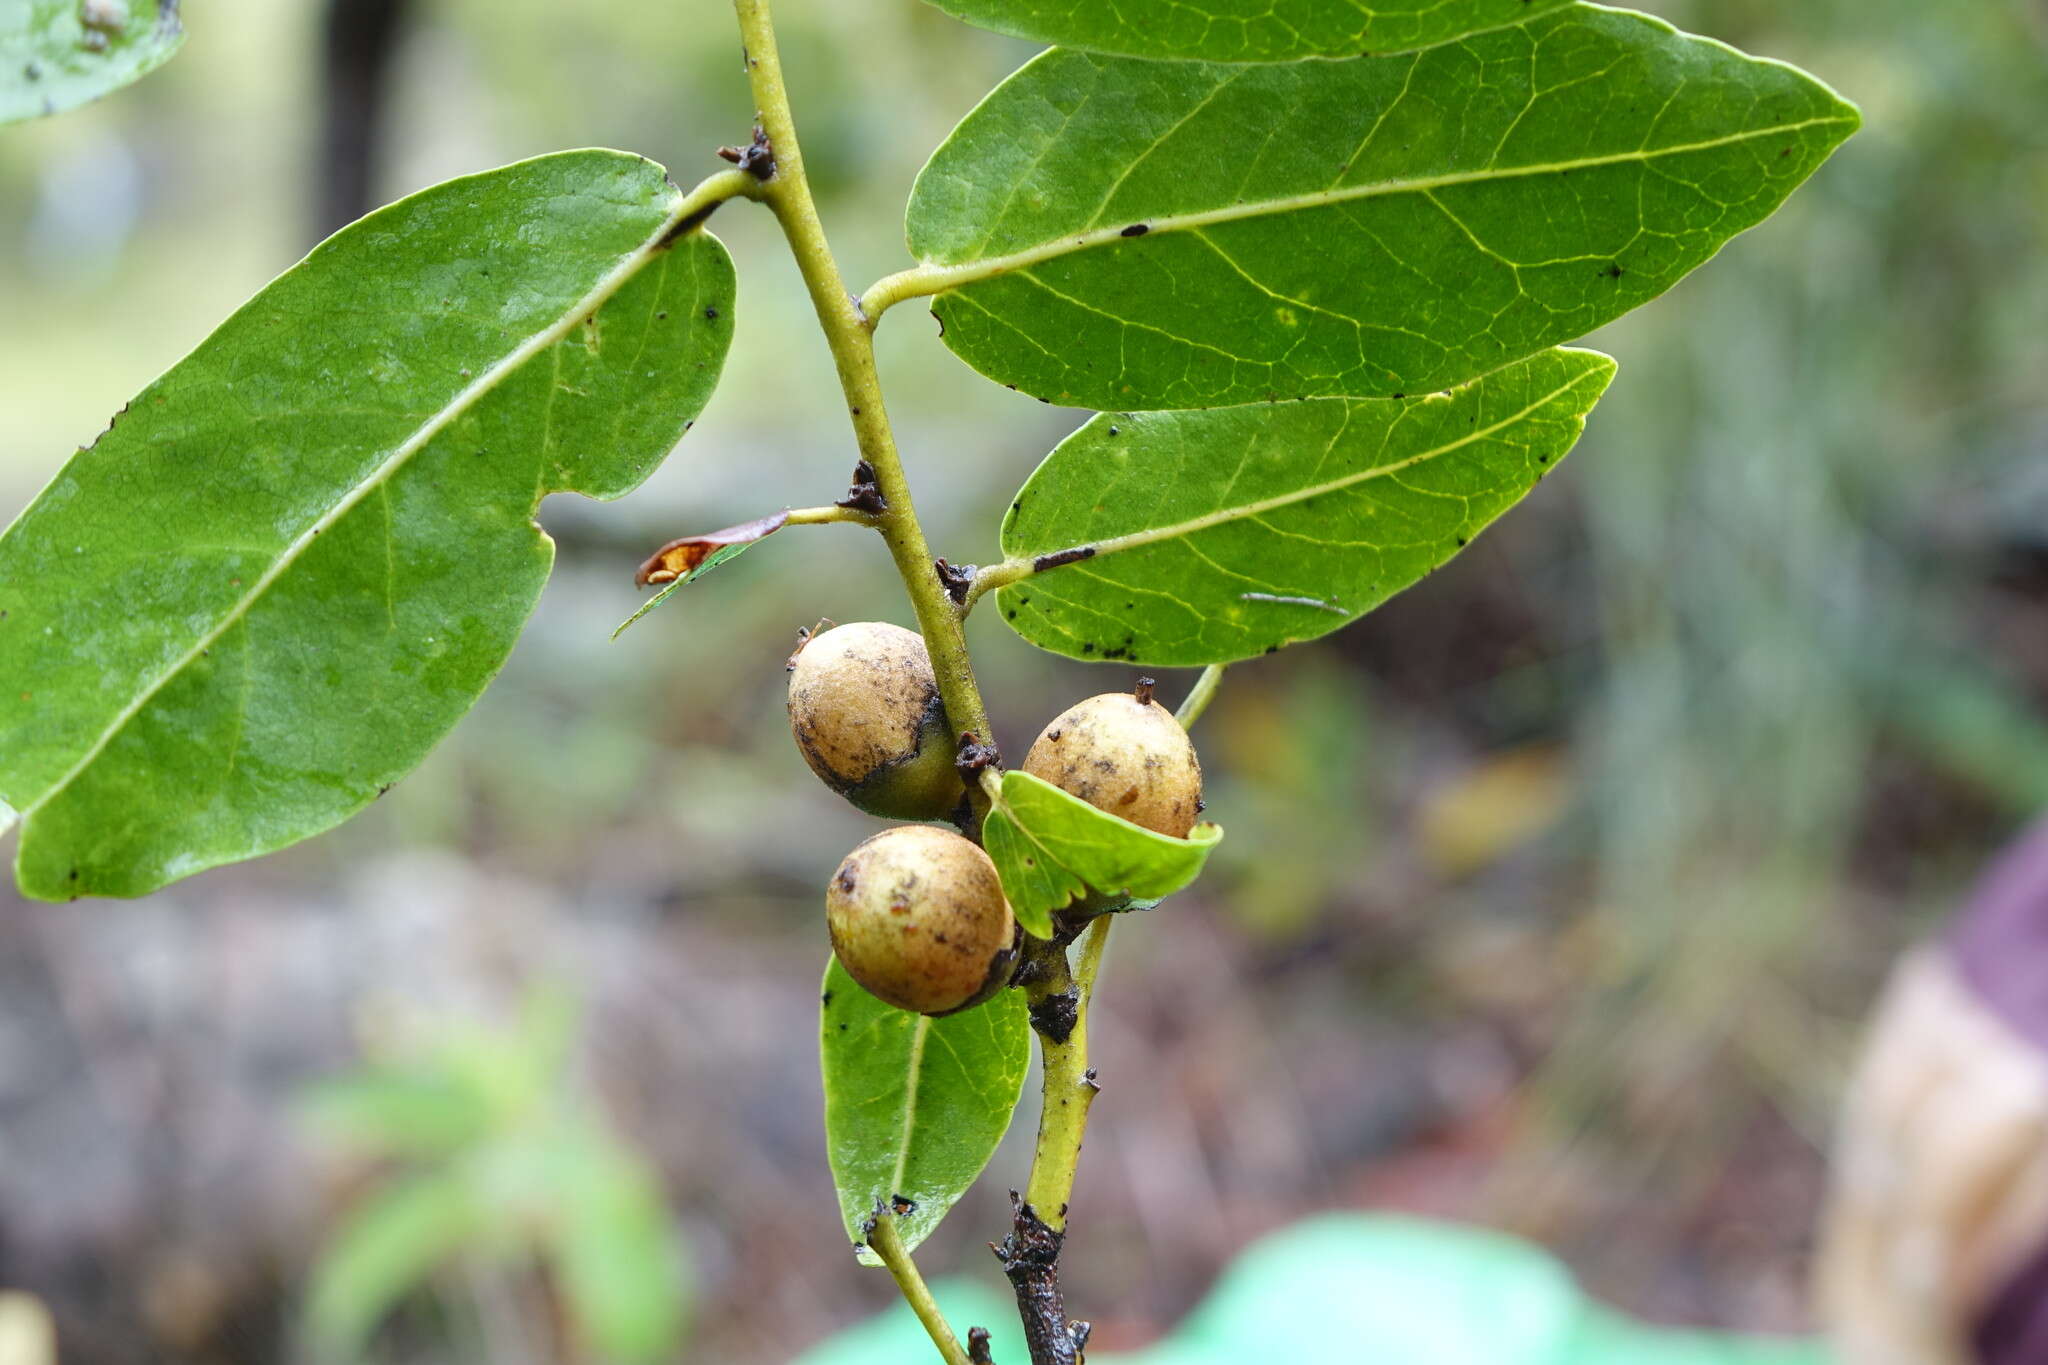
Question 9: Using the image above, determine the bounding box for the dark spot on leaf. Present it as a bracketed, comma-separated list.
[822, 990, 834, 1006]
[1120, 223, 1149, 238]
[705, 306, 720, 320]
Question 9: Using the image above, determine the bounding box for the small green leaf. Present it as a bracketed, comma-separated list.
[982, 770, 1223, 936]
[996, 348, 1615, 667]
[2, 0, 184, 126]
[548, 1140, 689, 1365]
[305, 1172, 479, 1357]
[0, 150, 735, 900]
[922, 0, 1574, 63]
[820, 957, 1031, 1265]
[901, 7, 1857, 409]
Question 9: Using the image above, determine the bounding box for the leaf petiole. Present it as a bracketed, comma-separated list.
[866, 1212, 973, 1365]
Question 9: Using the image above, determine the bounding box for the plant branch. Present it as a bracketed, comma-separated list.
[1021, 915, 1108, 1225]
[997, 915, 1111, 1364]
[1175, 665, 1225, 729]
[960, 557, 1030, 616]
[730, 0, 996, 776]
[867, 1212, 972, 1365]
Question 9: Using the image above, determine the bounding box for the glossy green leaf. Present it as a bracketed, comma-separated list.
[900, 5, 1857, 410]
[922, 0, 1575, 63]
[982, 770, 1223, 936]
[995, 348, 1615, 667]
[1, 0, 184, 125]
[0, 150, 735, 900]
[820, 956, 1031, 1265]
[305, 1172, 479, 1356]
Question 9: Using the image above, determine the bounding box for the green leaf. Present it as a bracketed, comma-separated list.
[982, 770, 1223, 936]
[305, 1171, 479, 1357]
[820, 957, 1031, 1265]
[548, 1140, 689, 1365]
[900, 6, 1858, 410]
[995, 348, 1615, 667]
[922, 0, 1575, 63]
[1, 0, 184, 126]
[0, 150, 735, 900]
[300, 1072, 494, 1159]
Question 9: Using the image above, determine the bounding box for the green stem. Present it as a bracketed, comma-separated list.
[1175, 665, 1225, 730]
[730, 0, 996, 768]
[868, 1213, 972, 1365]
[959, 557, 1030, 616]
[784, 503, 875, 527]
[1021, 915, 1111, 1230]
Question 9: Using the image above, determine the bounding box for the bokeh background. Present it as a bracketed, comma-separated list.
[3, 0, 2046, 1360]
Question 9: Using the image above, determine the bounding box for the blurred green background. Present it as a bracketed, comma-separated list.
[3, 0, 2046, 1361]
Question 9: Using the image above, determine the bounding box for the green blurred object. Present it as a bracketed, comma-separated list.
[796, 1214, 1828, 1365]
[302, 989, 689, 1364]
[1, 0, 183, 126]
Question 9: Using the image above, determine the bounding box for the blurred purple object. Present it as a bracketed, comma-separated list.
[1947, 815, 2048, 1365]
[1950, 816, 2048, 1055]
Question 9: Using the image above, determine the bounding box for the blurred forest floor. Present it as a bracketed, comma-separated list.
[3, 0, 2047, 1361]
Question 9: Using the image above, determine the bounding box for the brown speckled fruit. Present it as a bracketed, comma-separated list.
[788, 622, 965, 821]
[1022, 687, 1203, 838]
[826, 826, 1017, 1015]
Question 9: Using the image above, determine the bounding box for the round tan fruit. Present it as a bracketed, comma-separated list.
[787, 622, 965, 821]
[1021, 686, 1203, 838]
[826, 826, 1017, 1015]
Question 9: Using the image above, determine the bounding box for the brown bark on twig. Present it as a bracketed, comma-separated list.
[992, 1195, 1090, 1365]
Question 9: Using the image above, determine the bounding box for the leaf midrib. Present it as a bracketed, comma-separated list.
[1005, 358, 1606, 570]
[19, 190, 700, 822]
[888, 1015, 932, 1203]
[877, 115, 1853, 315]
